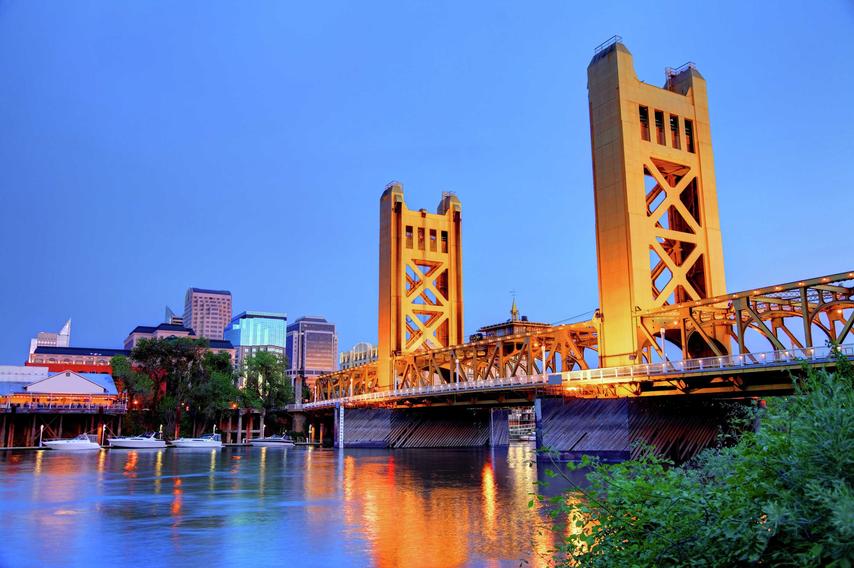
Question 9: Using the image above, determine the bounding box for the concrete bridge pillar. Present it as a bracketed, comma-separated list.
[536, 397, 733, 463]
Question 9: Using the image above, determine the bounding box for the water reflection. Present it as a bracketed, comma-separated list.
[0, 444, 578, 567]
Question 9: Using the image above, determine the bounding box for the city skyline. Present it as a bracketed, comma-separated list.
[2, 2, 853, 365]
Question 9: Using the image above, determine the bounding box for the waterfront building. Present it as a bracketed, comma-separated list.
[1, 368, 124, 448]
[28, 346, 129, 374]
[165, 306, 184, 326]
[286, 316, 338, 385]
[339, 342, 378, 370]
[183, 288, 232, 340]
[224, 311, 287, 367]
[468, 299, 550, 341]
[28, 319, 71, 354]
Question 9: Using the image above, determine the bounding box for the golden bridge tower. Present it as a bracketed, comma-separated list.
[588, 38, 726, 367]
[377, 183, 464, 388]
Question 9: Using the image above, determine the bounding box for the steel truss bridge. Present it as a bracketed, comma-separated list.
[307, 272, 854, 409]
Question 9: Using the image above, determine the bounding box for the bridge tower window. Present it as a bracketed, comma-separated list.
[654, 110, 665, 145]
[684, 119, 695, 153]
[670, 115, 681, 150]
[405, 226, 413, 249]
[639, 106, 650, 141]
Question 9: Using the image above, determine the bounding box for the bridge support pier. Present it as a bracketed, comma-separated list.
[329, 406, 511, 449]
[536, 397, 734, 463]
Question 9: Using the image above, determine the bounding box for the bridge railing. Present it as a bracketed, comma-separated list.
[302, 344, 852, 409]
[560, 344, 853, 385]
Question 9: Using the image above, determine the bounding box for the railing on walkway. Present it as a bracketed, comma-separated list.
[562, 344, 852, 384]
[301, 344, 852, 410]
[0, 395, 128, 413]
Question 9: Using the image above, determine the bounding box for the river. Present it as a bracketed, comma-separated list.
[0, 444, 581, 567]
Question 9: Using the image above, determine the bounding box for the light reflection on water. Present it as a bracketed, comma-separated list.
[0, 444, 579, 567]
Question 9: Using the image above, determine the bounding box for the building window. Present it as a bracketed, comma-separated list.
[684, 119, 695, 153]
[670, 115, 681, 150]
[440, 230, 448, 253]
[654, 110, 665, 145]
[417, 228, 425, 250]
[429, 229, 437, 252]
[639, 106, 650, 141]
[405, 225, 413, 249]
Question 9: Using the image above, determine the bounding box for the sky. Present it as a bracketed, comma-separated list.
[1, 1, 853, 364]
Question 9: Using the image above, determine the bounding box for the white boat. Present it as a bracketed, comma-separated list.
[43, 434, 102, 451]
[251, 434, 295, 447]
[109, 432, 167, 449]
[171, 433, 223, 449]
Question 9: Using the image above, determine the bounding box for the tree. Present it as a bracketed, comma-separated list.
[110, 354, 153, 403]
[538, 350, 854, 567]
[243, 351, 294, 410]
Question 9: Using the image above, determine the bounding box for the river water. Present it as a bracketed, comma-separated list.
[0, 444, 580, 567]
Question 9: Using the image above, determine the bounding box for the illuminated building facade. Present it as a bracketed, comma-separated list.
[286, 316, 338, 385]
[184, 288, 232, 340]
[339, 342, 378, 370]
[225, 311, 288, 367]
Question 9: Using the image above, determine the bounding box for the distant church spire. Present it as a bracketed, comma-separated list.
[510, 293, 520, 322]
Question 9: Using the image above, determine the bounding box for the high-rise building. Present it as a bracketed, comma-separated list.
[29, 319, 71, 354]
[225, 311, 288, 367]
[286, 316, 338, 385]
[183, 288, 232, 340]
[164, 306, 184, 326]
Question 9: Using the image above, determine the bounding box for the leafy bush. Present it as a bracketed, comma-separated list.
[539, 351, 854, 567]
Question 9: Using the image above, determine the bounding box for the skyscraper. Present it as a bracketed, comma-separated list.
[286, 316, 337, 385]
[225, 311, 288, 367]
[183, 288, 232, 340]
[29, 319, 71, 354]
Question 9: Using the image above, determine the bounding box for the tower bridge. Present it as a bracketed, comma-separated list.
[294, 37, 854, 461]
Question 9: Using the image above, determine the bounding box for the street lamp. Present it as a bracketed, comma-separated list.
[454, 357, 460, 385]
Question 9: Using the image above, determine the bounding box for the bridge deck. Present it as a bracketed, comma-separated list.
[297, 344, 851, 410]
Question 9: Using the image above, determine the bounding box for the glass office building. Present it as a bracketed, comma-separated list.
[286, 316, 338, 382]
[224, 311, 287, 366]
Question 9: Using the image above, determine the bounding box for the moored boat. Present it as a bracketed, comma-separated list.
[171, 433, 223, 449]
[109, 432, 167, 449]
[43, 433, 102, 451]
[250, 434, 295, 447]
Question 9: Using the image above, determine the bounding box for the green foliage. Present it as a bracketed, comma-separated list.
[118, 338, 241, 436]
[541, 350, 854, 567]
[242, 351, 294, 410]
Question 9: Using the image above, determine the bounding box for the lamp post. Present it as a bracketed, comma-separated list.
[454, 357, 460, 385]
[659, 327, 667, 362]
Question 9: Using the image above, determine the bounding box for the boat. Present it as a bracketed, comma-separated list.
[250, 434, 295, 447]
[108, 432, 167, 449]
[520, 433, 536, 442]
[43, 433, 102, 451]
[170, 432, 223, 449]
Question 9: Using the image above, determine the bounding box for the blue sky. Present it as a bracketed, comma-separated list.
[1, 1, 852, 364]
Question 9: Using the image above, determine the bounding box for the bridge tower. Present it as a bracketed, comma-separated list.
[377, 183, 464, 388]
[588, 39, 727, 367]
